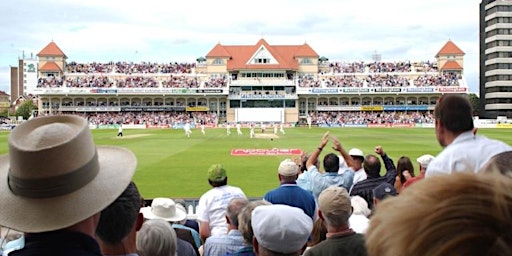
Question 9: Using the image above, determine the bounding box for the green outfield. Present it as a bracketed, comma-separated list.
[0, 127, 511, 199]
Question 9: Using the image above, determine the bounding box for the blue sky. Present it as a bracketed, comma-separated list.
[0, 0, 482, 95]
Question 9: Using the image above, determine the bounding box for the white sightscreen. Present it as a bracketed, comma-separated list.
[235, 108, 283, 122]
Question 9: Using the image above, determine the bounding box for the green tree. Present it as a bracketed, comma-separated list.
[469, 93, 479, 115]
[15, 100, 36, 120]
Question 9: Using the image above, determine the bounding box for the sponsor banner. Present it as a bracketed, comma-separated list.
[405, 87, 435, 93]
[343, 124, 368, 128]
[197, 89, 224, 93]
[90, 89, 118, 93]
[367, 124, 389, 128]
[309, 88, 340, 94]
[391, 123, 415, 128]
[361, 106, 383, 111]
[496, 123, 512, 128]
[120, 106, 186, 112]
[477, 123, 498, 128]
[147, 124, 171, 129]
[231, 148, 303, 156]
[383, 105, 428, 111]
[97, 124, 118, 129]
[419, 123, 435, 128]
[374, 87, 402, 93]
[342, 88, 370, 93]
[0, 124, 15, 130]
[436, 87, 467, 93]
[186, 106, 210, 111]
[240, 94, 286, 99]
[317, 106, 361, 111]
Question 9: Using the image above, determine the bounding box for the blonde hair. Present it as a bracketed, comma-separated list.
[366, 172, 512, 256]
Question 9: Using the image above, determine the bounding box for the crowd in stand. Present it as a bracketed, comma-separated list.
[66, 61, 196, 74]
[78, 112, 218, 126]
[311, 111, 434, 126]
[328, 60, 437, 74]
[1, 94, 512, 256]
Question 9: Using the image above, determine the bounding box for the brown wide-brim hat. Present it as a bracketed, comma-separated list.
[0, 115, 137, 233]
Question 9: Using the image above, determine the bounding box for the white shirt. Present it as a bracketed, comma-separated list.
[197, 185, 246, 236]
[426, 131, 512, 177]
[349, 214, 369, 234]
[352, 168, 367, 185]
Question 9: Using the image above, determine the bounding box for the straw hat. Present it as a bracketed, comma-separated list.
[0, 115, 137, 233]
[140, 198, 187, 222]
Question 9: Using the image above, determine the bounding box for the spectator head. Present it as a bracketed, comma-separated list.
[136, 219, 178, 256]
[301, 152, 318, 172]
[366, 172, 512, 256]
[323, 153, 340, 173]
[140, 198, 187, 223]
[351, 196, 371, 217]
[434, 94, 474, 147]
[397, 156, 415, 184]
[481, 151, 512, 178]
[417, 154, 435, 173]
[207, 164, 228, 187]
[278, 158, 299, 182]
[318, 186, 352, 229]
[349, 148, 365, 169]
[0, 115, 136, 233]
[252, 204, 313, 255]
[363, 154, 381, 178]
[373, 183, 397, 208]
[96, 181, 144, 246]
[226, 197, 250, 229]
[238, 200, 271, 246]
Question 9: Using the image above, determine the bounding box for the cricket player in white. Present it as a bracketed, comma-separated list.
[236, 123, 243, 135]
[184, 122, 192, 137]
[273, 123, 278, 134]
[280, 122, 285, 134]
[250, 123, 255, 138]
[226, 123, 231, 135]
[201, 123, 206, 135]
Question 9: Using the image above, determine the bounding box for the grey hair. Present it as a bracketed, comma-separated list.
[136, 219, 177, 256]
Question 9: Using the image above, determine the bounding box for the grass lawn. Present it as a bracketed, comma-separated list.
[0, 127, 511, 199]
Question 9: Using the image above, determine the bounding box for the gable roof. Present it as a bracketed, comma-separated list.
[441, 60, 463, 70]
[37, 41, 67, 58]
[39, 61, 62, 72]
[436, 40, 464, 57]
[206, 39, 319, 71]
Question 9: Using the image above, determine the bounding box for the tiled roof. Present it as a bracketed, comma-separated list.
[436, 40, 464, 57]
[39, 61, 62, 72]
[37, 41, 67, 58]
[441, 60, 463, 70]
[206, 39, 319, 71]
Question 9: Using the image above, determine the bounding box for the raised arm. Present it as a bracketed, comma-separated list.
[375, 146, 397, 184]
[331, 135, 355, 168]
[306, 131, 329, 170]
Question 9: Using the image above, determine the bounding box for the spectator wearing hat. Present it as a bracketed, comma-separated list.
[136, 219, 178, 256]
[96, 181, 144, 256]
[402, 154, 435, 189]
[349, 148, 366, 185]
[202, 197, 249, 256]
[349, 196, 371, 233]
[306, 131, 354, 200]
[197, 164, 246, 242]
[372, 183, 397, 208]
[226, 200, 271, 256]
[252, 204, 313, 256]
[349, 146, 396, 210]
[263, 159, 316, 219]
[0, 115, 137, 256]
[366, 172, 512, 255]
[140, 197, 200, 255]
[427, 94, 512, 177]
[304, 187, 367, 256]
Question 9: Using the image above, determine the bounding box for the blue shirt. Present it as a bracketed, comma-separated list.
[297, 171, 313, 194]
[224, 246, 255, 256]
[203, 230, 245, 256]
[263, 182, 316, 218]
[172, 223, 202, 249]
[309, 165, 354, 200]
